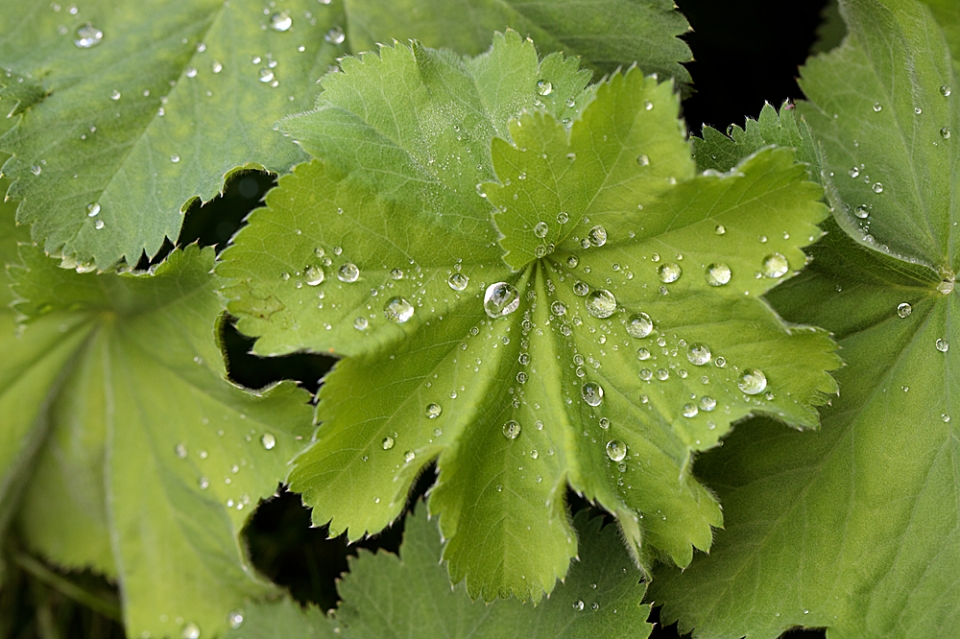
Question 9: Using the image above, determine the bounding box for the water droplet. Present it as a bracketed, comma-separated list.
[687, 343, 712, 366]
[109, 89, 121, 101]
[259, 68, 275, 83]
[74, 23, 103, 48]
[425, 403, 442, 419]
[536, 80, 552, 95]
[738, 369, 767, 395]
[403, 450, 416, 463]
[269, 12, 293, 31]
[338, 263, 360, 282]
[381, 436, 395, 450]
[637, 347, 651, 360]
[212, 60, 223, 73]
[185, 67, 198, 79]
[199, 476, 209, 489]
[383, 297, 414, 323]
[94, 219, 104, 229]
[656, 368, 669, 381]
[715, 224, 726, 235]
[762, 253, 789, 278]
[503, 420, 521, 439]
[581, 382, 604, 407]
[353, 316, 368, 330]
[699, 396, 716, 411]
[854, 204, 870, 219]
[557, 211, 570, 224]
[227, 612, 243, 629]
[170, 154, 180, 163]
[873, 102, 882, 112]
[174, 443, 187, 458]
[682, 403, 698, 418]
[625, 313, 653, 338]
[587, 225, 607, 247]
[936, 338, 949, 352]
[182, 623, 200, 639]
[585, 289, 617, 318]
[551, 300, 567, 316]
[534, 221, 549, 238]
[940, 126, 952, 139]
[573, 600, 585, 611]
[447, 272, 469, 291]
[943, 414, 952, 423]
[573, 281, 590, 296]
[644, 100, 654, 111]
[605, 440, 627, 462]
[599, 417, 610, 430]
[941, 85, 952, 97]
[872, 182, 884, 194]
[897, 302, 912, 318]
[658, 262, 682, 283]
[260, 433, 276, 450]
[706, 263, 731, 286]
[636, 154, 650, 166]
[325, 26, 345, 44]
[848, 166, 860, 178]
[484, 282, 520, 318]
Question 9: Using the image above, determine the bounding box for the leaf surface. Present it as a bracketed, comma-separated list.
[220, 36, 838, 600]
[0, 0, 348, 268]
[0, 231, 315, 637]
[651, 2, 960, 636]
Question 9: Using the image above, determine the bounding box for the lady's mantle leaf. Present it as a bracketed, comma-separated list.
[229, 509, 652, 639]
[220, 36, 838, 600]
[651, 2, 960, 637]
[0, 214, 314, 638]
[0, 0, 348, 269]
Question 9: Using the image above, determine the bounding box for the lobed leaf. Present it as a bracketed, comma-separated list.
[220, 36, 839, 600]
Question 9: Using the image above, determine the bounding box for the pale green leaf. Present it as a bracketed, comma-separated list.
[343, 0, 692, 83]
[220, 37, 838, 601]
[650, 2, 960, 637]
[920, 0, 960, 64]
[0, 0, 347, 269]
[0, 235, 315, 638]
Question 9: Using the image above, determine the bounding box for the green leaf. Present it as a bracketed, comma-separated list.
[650, 2, 960, 637]
[0, 233, 315, 637]
[230, 509, 653, 639]
[220, 36, 838, 601]
[0, 0, 348, 269]
[343, 0, 692, 84]
[920, 0, 960, 64]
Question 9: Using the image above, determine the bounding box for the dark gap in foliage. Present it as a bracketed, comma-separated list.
[648, 606, 692, 638]
[220, 317, 336, 394]
[677, 0, 829, 135]
[178, 170, 277, 254]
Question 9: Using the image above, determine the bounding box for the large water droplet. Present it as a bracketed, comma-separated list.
[605, 440, 627, 462]
[658, 263, 681, 283]
[338, 263, 360, 282]
[872, 182, 884, 194]
[573, 280, 590, 296]
[551, 301, 567, 316]
[447, 272, 469, 291]
[585, 289, 616, 318]
[425, 403, 442, 419]
[587, 225, 607, 247]
[557, 211, 569, 224]
[686, 343, 712, 366]
[897, 302, 912, 318]
[383, 297, 414, 323]
[269, 12, 293, 31]
[534, 221, 549, 238]
[260, 433, 276, 450]
[738, 369, 767, 395]
[625, 313, 653, 338]
[581, 381, 604, 407]
[762, 253, 789, 278]
[381, 436, 395, 450]
[484, 282, 520, 318]
[305, 265, 325, 286]
[706, 263, 731, 286]
[74, 23, 103, 48]
[699, 396, 716, 411]
[503, 420, 521, 439]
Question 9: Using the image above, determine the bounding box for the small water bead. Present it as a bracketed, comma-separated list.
[503, 420, 521, 439]
[516, 371, 527, 384]
[715, 224, 726, 235]
[260, 433, 277, 450]
[587, 225, 607, 247]
[534, 221, 549, 238]
[639, 368, 653, 381]
[425, 403, 442, 419]
[897, 302, 912, 318]
[551, 300, 567, 316]
[686, 343, 712, 366]
[941, 126, 952, 139]
[109, 89, 121, 100]
[599, 417, 610, 430]
[305, 265, 325, 286]
[625, 313, 654, 338]
[212, 60, 223, 73]
[182, 624, 200, 639]
[573, 281, 590, 296]
[94, 219, 105, 229]
[403, 450, 416, 463]
[762, 253, 789, 278]
[706, 263, 732, 286]
[228, 612, 244, 629]
[573, 600, 585, 612]
[941, 85, 952, 97]
[536, 80, 553, 96]
[872, 182, 884, 194]
[185, 67, 198, 79]
[873, 102, 883, 112]
[484, 282, 520, 318]
[199, 476, 209, 489]
[557, 211, 570, 224]
[447, 272, 469, 291]
[175, 443, 187, 458]
[644, 100, 653, 111]
[338, 262, 360, 282]
[636, 154, 650, 167]
[390, 268, 404, 280]
[585, 289, 617, 318]
[637, 347, 651, 360]
[566, 254, 579, 269]
[854, 204, 870, 219]
[848, 166, 860, 178]
[936, 338, 949, 353]
[170, 154, 180, 163]
[381, 436, 395, 450]
[699, 396, 717, 412]
[259, 68, 275, 83]
[943, 414, 952, 423]
[383, 296, 415, 323]
[269, 12, 293, 31]
[325, 25, 345, 44]
[682, 403, 698, 418]
[656, 368, 670, 381]
[74, 23, 103, 48]
[737, 369, 767, 395]
[581, 382, 604, 407]
[605, 440, 627, 462]
[353, 317, 368, 330]
[658, 263, 682, 283]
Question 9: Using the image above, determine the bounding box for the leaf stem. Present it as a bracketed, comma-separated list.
[14, 553, 123, 623]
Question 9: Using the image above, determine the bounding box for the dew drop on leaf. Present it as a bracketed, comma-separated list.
[686, 343, 712, 366]
[738, 369, 767, 395]
[484, 282, 520, 318]
[897, 302, 912, 318]
[682, 403, 698, 418]
[383, 297, 414, 323]
[447, 272, 469, 291]
[175, 443, 187, 458]
[557, 211, 570, 224]
[699, 396, 716, 411]
[636, 154, 650, 166]
[871, 182, 883, 194]
[585, 289, 616, 318]
[854, 204, 869, 219]
[353, 317, 368, 330]
[581, 381, 604, 407]
[381, 436, 395, 450]
[873, 102, 882, 112]
[212, 60, 223, 73]
[305, 265, 325, 286]
[573, 280, 590, 296]
[403, 450, 415, 463]
[762, 253, 789, 278]
[325, 26, 345, 44]
[269, 12, 292, 31]
[551, 301, 567, 316]
[536, 80, 552, 96]
[706, 263, 731, 286]
[337, 263, 360, 282]
[227, 612, 244, 629]
[605, 440, 627, 462]
[503, 420, 521, 439]
[625, 313, 653, 338]
[936, 338, 949, 353]
[658, 262, 681, 283]
[599, 417, 610, 430]
[259, 68, 275, 83]
[573, 600, 585, 611]
[74, 23, 102, 48]
[587, 225, 607, 247]
[182, 623, 200, 639]
[941, 85, 952, 97]
[260, 433, 276, 450]
[637, 347, 651, 360]
[425, 403, 442, 419]
[534, 221, 549, 238]
[941, 127, 951, 139]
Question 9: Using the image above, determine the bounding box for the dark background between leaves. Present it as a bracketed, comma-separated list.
[0, 1, 830, 637]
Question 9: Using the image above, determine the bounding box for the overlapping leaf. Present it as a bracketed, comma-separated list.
[0, 0, 349, 269]
[651, 1, 960, 636]
[0, 206, 315, 637]
[229, 509, 652, 639]
[220, 34, 838, 601]
[343, 0, 692, 83]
